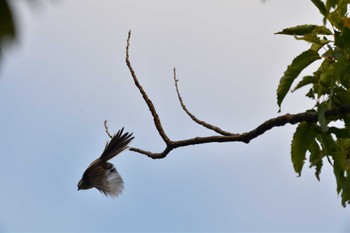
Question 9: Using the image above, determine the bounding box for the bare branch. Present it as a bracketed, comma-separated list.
[126, 31, 171, 145]
[128, 105, 350, 159]
[173, 67, 235, 136]
[104, 120, 113, 139]
[129, 146, 173, 159]
[124, 31, 350, 159]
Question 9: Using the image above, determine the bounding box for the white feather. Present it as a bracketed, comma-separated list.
[104, 164, 124, 197]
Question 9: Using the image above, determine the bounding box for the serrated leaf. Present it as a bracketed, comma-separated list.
[277, 49, 321, 111]
[309, 139, 323, 181]
[333, 150, 346, 194]
[333, 138, 348, 171]
[311, 0, 328, 17]
[295, 34, 322, 44]
[313, 26, 333, 35]
[318, 133, 338, 155]
[276, 24, 332, 35]
[291, 122, 318, 176]
[292, 75, 316, 92]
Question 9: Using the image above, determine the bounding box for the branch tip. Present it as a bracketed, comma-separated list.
[104, 120, 113, 139]
[125, 31, 171, 146]
[173, 69, 234, 136]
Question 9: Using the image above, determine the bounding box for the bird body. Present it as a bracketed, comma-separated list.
[77, 128, 134, 197]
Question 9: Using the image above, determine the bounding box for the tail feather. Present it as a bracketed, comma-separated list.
[100, 127, 134, 162]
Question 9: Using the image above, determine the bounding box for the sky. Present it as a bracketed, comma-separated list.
[0, 0, 350, 232]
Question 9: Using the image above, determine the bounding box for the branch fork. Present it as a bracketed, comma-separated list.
[119, 31, 350, 159]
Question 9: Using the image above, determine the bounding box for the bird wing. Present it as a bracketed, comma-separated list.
[85, 161, 124, 197]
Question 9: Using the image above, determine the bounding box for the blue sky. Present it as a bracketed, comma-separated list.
[0, 0, 349, 232]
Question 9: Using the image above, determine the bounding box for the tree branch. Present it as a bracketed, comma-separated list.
[124, 31, 350, 159]
[104, 120, 113, 139]
[126, 30, 171, 145]
[173, 68, 235, 136]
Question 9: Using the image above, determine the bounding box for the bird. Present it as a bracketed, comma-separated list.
[77, 128, 134, 197]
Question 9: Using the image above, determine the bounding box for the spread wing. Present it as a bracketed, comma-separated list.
[84, 161, 124, 197]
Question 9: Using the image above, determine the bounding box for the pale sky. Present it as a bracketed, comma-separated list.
[0, 0, 349, 232]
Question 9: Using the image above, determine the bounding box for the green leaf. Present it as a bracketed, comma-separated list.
[320, 57, 350, 91]
[345, 159, 350, 171]
[306, 88, 316, 99]
[292, 75, 316, 92]
[277, 49, 321, 111]
[326, 0, 338, 10]
[334, 87, 350, 105]
[333, 138, 349, 170]
[295, 34, 322, 44]
[337, 0, 350, 16]
[341, 175, 350, 207]
[318, 133, 338, 155]
[329, 127, 350, 138]
[295, 35, 331, 50]
[312, 26, 333, 35]
[319, 62, 335, 89]
[291, 122, 318, 176]
[309, 139, 323, 181]
[333, 58, 350, 89]
[335, 28, 350, 52]
[327, 11, 344, 29]
[311, 42, 326, 51]
[335, 139, 350, 206]
[318, 103, 328, 132]
[311, 0, 328, 17]
[343, 115, 350, 129]
[275, 24, 332, 35]
[333, 146, 346, 194]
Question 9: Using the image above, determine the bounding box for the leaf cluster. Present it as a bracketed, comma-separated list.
[276, 0, 350, 207]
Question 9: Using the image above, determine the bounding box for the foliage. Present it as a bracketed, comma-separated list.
[277, 0, 350, 207]
[0, 0, 17, 63]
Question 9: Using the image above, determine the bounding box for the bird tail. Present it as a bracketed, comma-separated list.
[100, 127, 134, 162]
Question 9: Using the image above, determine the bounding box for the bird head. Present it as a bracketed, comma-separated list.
[77, 178, 91, 191]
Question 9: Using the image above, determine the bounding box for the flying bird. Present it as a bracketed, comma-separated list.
[77, 128, 134, 197]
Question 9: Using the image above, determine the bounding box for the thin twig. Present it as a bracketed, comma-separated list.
[173, 68, 235, 136]
[104, 120, 113, 139]
[126, 31, 171, 145]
